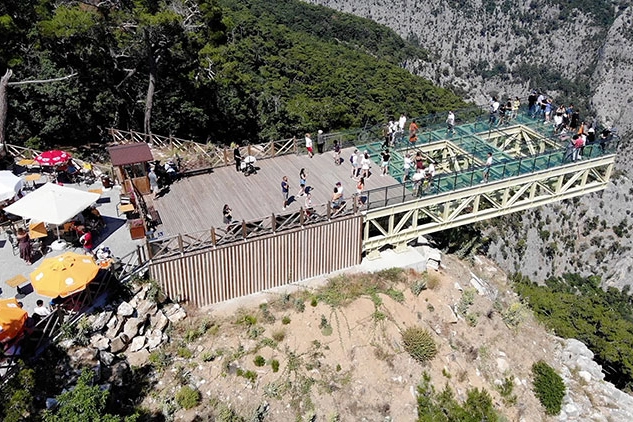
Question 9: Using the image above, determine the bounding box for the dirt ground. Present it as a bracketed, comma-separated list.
[142, 254, 560, 421]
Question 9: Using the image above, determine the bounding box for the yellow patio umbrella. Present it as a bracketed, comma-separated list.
[30, 252, 99, 298]
[0, 298, 28, 342]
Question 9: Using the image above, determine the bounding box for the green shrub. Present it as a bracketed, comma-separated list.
[175, 386, 201, 410]
[271, 329, 286, 342]
[281, 315, 291, 325]
[271, 359, 280, 373]
[411, 279, 428, 296]
[401, 327, 438, 364]
[532, 361, 565, 415]
[254, 355, 266, 367]
[177, 347, 193, 359]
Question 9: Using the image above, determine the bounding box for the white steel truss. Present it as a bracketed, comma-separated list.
[362, 155, 615, 256]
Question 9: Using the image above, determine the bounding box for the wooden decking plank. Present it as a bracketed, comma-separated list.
[150, 147, 397, 236]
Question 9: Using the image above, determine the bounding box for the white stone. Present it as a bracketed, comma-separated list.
[563, 403, 579, 418]
[129, 336, 146, 352]
[146, 329, 163, 349]
[123, 317, 143, 339]
[496, 357, 509, 373]
[117, 301, 134, 317]
[165, 305, 187, 323]
[90, 334, 110, 351]
[578, 370, 592, 383]
[149, 311, 169, 332]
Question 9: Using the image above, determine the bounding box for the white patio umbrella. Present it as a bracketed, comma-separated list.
[0, 171, 24, 202]
[4, 183, 100, 239]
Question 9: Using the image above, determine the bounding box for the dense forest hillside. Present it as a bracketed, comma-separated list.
[0, 0, 463, 150]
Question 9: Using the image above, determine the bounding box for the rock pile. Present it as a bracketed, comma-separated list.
[64, 281, 187, 384]
[556, 338, 633, 421]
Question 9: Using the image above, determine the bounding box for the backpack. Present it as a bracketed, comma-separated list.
[349, 154, 354, 164]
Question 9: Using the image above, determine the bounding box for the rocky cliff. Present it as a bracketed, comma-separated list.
[303, 0, 633, 287]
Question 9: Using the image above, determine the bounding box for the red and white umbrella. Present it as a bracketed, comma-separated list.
[34, 150, 72, 165]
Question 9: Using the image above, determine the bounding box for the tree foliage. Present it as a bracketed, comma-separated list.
[531, 360, 565, 415]
[0, 0, 463, 148]
[513, 272, 633, 390]
[43, 370, 125, 422]
[417, 372, 499, 422]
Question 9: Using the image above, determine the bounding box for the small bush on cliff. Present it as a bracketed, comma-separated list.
[531, 361, 565, 415]
[402, 327, 437, 364]
[175, 386, 201, 410]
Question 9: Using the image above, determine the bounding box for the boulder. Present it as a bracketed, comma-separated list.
[126, 349, 150, 367]
[123, 317, 145, 339]
[129, 336, 146, 352]
[105, 317, 124, 339]
[99, 351, 115, 366]
[110, 334, 130, 354]
[149, 311, 169, 332]
[117, 301, 134, 318]
[165, 304, 187, 323]
[90, 334, 110, 351]
[136, 299, 158, 317]
[146, 329, 163, 350]
[71, 347, 99, 364]
[91, 311, 113, 332]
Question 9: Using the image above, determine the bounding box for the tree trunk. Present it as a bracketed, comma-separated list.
[0, 69, 12, 155]
[144, 30, 157, 142]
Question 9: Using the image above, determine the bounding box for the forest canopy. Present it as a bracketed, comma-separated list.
[0, 0, 464, 149]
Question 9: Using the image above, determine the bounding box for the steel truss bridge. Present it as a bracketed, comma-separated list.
[359, 117, 617, 257]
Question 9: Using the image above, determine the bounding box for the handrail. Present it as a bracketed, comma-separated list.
[145, 200, 357, 262]
[362, 137, 619, 210]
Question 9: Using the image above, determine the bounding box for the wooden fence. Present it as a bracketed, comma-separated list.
[148, 215, 363, 307]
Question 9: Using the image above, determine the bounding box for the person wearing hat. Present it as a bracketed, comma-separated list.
[317, 130, 325, 154]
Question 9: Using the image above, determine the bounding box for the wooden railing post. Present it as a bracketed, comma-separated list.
[210, 227, 217, 247]
[145, 239, 153, 260]
[300, 208, 305, 226]
[242, 220, 247, 239]
[223, 146, 228, 166]
[271, 214, 276, 233]
[178, 234, 184, 255]
[327, 202, 332, 220]
[270, 140, 276, 157]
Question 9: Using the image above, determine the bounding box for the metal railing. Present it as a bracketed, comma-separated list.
[362, 139, 619, 210]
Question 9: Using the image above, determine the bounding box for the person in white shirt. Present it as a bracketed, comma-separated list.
[360, 151, 372, 179]
[305, 133, 314, 158]
[34, 299, 51, 317]
[403, 153, 413, 181]
[398, 113, 407, 132]
[446, 111, 455, 134]
[483, 152, 493, 182]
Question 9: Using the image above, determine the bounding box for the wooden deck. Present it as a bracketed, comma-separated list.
[146, 147, 398, 236]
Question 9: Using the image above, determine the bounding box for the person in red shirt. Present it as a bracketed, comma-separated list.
[78, 227, 94, 255]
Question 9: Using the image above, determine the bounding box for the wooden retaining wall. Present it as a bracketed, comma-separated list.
[148, 215, 363, 307]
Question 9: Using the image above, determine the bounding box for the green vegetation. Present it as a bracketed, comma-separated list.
[43, 370, 125, 422]
[253, 355, 266, 367]
[175, 386, 201, 410]
[531, 361, 565, 415]
[0, 0, 463, 149]
[513, 272, 633, 390]
[401, 327, 438, 364]
[416, 372, 499, 421]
